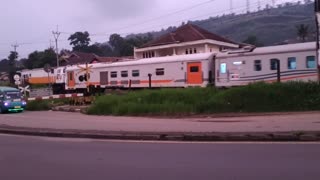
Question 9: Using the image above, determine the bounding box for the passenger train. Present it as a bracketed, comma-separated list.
[20, 42, 319, 94]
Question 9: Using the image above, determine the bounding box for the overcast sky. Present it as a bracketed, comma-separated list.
[0, 0, 297, 59]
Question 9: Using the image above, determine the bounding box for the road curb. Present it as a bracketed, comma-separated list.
[0, 126, 320, 142]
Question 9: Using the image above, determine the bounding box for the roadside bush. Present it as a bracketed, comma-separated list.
[87, 82, 320, 116]
[25, 100, 52, 111]
[25, 99, 70, 111]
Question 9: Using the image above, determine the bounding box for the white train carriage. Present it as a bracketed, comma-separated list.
[64, 53, 215, 91]
[215, 42, 318, 87]
[20, 66, 67, 93]
[20, 68, 55, 85]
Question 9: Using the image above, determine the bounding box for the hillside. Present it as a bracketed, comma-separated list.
[131, 2, 316, 46]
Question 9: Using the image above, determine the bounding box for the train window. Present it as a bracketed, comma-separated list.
[111, 72, 117, 78]
[194, 48, 197, 54]
[121, 71, 128, 78]
[190, 66, 199, 73]
[306, 56, 316, 69]
[288, 57, 297, 70]
[270, 59, 279, 70]
[254, 60, 262, 71]
[132, 70, 140, 77]
[220, 63, 227, 74]
[156, 68, 165, 76]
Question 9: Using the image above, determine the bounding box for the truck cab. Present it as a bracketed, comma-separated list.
[0, 87, 26, 113]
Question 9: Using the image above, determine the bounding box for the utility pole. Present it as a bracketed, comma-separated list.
[272, 0, 276, 7]
[52, 26, 61, 67]
[11, 42, 19, 57]
[229, 0, 233, 14]
[246, 0, 250, 13]
[315, 0, 320, 83]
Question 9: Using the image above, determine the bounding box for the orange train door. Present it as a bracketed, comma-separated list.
[67, 71, 75, 88]
[187, 62, 203, 84]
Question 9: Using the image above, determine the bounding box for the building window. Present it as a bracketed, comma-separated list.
[254, 60, 262, 71]
[194, 48, 197, 54]
[288, 57, 297, 70]
[121, 71, 128, 78]
[132, 70, 140, 77]
[190, 66, 199, 73]
[189, 48, 193, 54]
[156, 68, 165, 76]
[143, 53, 146, 58]
[270, 59, 279, 70]
[111, 71, 117, 78]
[306, 56, 316, 69]
[152, 51, 155, 57]
[220, 63, 227, 74]
[186, 49, 189, 54]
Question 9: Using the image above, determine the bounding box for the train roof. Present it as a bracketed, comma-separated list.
[0, 86, 19, 92]
[66, 53, 215, 70]
[217, 42, 316, 58]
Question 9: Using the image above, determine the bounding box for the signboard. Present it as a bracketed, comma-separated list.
[14, 74, 20, 81]
[15, 80, 21, 86]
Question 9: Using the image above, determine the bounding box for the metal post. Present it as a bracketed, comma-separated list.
[315, 0, 320, 83]
[276, 59, 281, 83]
[148, 74, 152, 89]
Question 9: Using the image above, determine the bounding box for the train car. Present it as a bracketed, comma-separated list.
[20, 66, 66, 94]
[215, 42, 318, 87]
[20, 68, 55, 85]
[64, 53, 216, 92]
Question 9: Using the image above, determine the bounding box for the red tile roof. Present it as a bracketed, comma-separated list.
[60, 51, 134, 66]
[140, 24, 237, 48]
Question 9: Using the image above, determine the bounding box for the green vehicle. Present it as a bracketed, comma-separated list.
[0, 86, 27, 113]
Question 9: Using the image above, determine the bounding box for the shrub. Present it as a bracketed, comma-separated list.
[87, 82, 320, 116]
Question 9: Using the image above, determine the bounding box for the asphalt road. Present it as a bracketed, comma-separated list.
[0, 135, 319, 180]
[1, 111, 320, 133]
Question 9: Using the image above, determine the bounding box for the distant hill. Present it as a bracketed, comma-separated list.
[129, 2, 316, 46]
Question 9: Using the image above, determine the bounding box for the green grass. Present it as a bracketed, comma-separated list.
[87, 82, 320, 116]
[25, 99, 70, 111]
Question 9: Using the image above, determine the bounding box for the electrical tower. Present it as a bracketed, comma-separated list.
[52, 26, 61, 67]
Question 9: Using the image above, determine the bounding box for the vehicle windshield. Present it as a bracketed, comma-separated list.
[5, 91, 22, 100]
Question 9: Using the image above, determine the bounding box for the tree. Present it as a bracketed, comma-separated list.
[242, 35, 263, 47]
[68, 31, 91, 52]
[23, 49, 56, 69]
[109, 34, 132, 56]
[296, 24, 309, 42]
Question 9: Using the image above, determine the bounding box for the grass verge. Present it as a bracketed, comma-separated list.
[25, 99, 70, 111]
[87, 82, 320, 116]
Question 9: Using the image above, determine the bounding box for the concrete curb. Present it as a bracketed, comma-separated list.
[0, 126, 320, 142]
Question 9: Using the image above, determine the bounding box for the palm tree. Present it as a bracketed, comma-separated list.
[296, 24, 309, 42]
